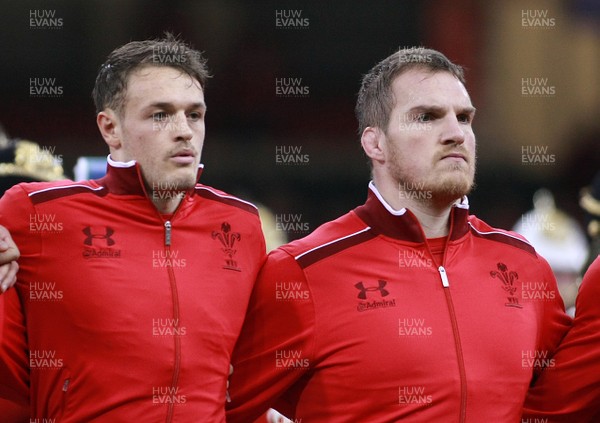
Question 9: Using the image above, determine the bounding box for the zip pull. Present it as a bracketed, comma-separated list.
[438, 266, 450, 288]
[164, 221, 172, 246]
[62, 378, 70, 392]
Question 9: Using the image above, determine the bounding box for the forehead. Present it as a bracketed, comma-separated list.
[391, 68, 472, 109]
[124, 65, 204, 104]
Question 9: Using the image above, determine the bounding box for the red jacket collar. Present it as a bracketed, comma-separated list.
[353, 182, 470, 243]
[96, 156, 204, 197]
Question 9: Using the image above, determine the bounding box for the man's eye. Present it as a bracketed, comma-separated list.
[152, 112, 168, 122]
[188, 112, 203, 121]
[416, 113, 432, 122]
[457, 114, 472, 123]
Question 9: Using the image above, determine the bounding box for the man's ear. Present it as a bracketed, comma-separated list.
[96, 109, 122, 150]
[361, 126, 386, 164]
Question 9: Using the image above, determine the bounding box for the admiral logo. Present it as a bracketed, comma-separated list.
[212, 222, 241, 271]
[30, 419, 57, 423]
[275, 350, 310, 369]
[355, 280, 396, 312]
[82, 226, 121, 259]
[490, 262, 523, 308]
[522, 418, 549, 423]
[398, 385, 432, 405]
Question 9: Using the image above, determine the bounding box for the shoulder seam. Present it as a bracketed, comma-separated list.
[195, 186, 259, 215]
[295, 227, 372, 260]
[28, 184, 106, 205]
[28, 184, 104, 197]
[293, 227, 374, 268]
[468, 222, 537, 256]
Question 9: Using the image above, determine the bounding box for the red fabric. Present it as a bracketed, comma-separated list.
[253, 412, 271, 423]
[227, 185, 571, 422]
[0, 162, 266, 422]
[523, 256, 600, 422]
[427, 236, 447, 266]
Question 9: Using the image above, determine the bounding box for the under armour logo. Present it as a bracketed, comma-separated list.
[83, 226, 115, 246]
[354, 280, 389, 300]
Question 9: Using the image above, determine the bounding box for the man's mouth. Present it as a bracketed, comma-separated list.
[441, 153, 467, 162]
[170, 150, 196, 165]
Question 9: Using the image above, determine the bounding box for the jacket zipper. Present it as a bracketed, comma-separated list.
[138, 163, 187, 422]
[438, 266, 467, 423]
[61, 378, 70, 417]
[164, 221, 172, 246]
[164, 219, 181, 423]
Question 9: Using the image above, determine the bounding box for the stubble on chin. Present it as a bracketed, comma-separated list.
[388, 143, 476, 206]
[168, 173, 198, 192]
[394, 166, 475, 207]
[145, 168, 198, 195]
[426, 163, 475, 203]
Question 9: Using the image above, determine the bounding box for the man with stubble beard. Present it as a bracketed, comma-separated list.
[0, 34, 265, 422]
[227, 48, 570, 422]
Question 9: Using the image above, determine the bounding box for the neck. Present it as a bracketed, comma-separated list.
[372, 177, 457, 239]
[151, 193, 185, 214]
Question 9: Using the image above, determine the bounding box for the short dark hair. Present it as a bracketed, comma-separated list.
[355, 47, 465, 135]
[92, 32, 210, 115]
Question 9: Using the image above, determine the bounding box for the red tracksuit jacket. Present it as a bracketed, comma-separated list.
[523, 255, 600, 422]
[227, 183, 571, 423]
[0, 158, 265, 422]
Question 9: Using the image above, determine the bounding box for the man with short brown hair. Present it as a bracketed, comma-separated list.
[0, 34, 265, 422]
[227, 47, 570, 422]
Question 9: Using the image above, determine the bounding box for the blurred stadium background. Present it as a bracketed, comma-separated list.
[0, 0, 598, 241]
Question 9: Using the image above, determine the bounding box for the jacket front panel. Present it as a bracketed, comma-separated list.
[227, 185, 570, 423]
[0, 163, 265, 422]
[294, 229, 545, 421]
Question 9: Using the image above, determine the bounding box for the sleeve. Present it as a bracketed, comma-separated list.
[523, 255, 600, 422]
[529, 256, 572, 381]
[226, 248, 316, 423]
[0, 185, 36, 417]
[0, 288, 29, 415]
